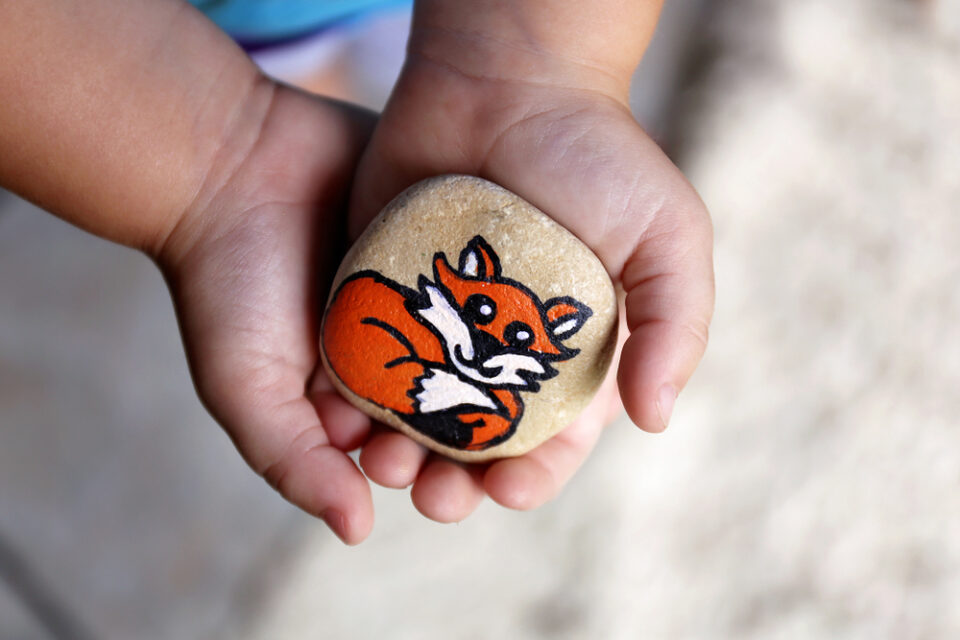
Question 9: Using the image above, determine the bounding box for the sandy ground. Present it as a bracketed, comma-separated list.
[2, 0, 958, 638]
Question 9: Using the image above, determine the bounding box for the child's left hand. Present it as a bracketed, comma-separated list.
[156, 85, 382, 543]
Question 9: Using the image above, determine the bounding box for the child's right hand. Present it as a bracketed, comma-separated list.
[340, 7, 715, 528]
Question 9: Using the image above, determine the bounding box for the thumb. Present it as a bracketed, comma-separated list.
[617, 193, 714, 431]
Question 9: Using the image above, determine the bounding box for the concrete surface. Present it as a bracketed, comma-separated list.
[0, 200, 311, 639]
[0, 580, 46, 640]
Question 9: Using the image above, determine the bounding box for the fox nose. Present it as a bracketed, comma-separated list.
[470, 327, 505, 361]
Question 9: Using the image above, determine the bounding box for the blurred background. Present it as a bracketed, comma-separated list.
[2, 0, 959, 638]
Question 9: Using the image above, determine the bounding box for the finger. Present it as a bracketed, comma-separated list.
[617, 198, 714, 432]
[189, 342, 375, 544]
[410, 456, 485, 523]
[484, 370, 618, 510]
[245, 396, 374, 545]
[309, 370, 372, 452]
[359, 427, 429, 489]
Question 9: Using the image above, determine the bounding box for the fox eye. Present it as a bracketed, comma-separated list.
[463, 294, 496, 325]
[504, 321, 534, 349]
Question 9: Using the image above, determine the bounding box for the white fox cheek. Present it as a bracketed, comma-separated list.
[417, 285, 474, 360]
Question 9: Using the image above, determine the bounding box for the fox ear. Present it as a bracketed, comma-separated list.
[458, 236, 501, 280]
[545, 297, 593, 341]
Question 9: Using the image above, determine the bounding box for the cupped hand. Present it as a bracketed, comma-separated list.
[346, 51, 715, 525]
[158, 83, 380, 543]
[158, 53, 713, 545]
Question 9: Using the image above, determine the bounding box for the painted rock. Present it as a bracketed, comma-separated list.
[320, 175, 617, 462]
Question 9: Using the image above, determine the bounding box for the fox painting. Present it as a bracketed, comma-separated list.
[322, 236, 592, 451]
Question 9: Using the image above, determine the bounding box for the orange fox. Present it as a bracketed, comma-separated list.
[322, 236, 592, 451]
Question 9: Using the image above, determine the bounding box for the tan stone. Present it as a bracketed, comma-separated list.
[320, 175, 617, 462]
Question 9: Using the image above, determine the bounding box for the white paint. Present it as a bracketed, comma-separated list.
[417, 285, 475, 360]
[462, 251, 479, 277]
[552, 318, 579, 337]
[480, 353, 545, 387]
[415, 368, 497, 413]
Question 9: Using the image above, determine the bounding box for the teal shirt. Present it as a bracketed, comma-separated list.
[190, 0, 410, 44]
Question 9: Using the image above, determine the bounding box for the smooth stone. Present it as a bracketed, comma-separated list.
[321, 175, 618, 463]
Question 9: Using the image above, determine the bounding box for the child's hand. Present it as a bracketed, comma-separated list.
[155, 85, 626, 545]
[340, 10, 715, 526]
[159, 6, 714, 544]
[156, 85, 380, 543]
[160, 76, 712, 545]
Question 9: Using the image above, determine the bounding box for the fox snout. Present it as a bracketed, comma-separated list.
[458, 326, 552, 374]
[453, 333, 555, 390]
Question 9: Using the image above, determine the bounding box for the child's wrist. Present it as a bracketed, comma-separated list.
[151, 75, 278, 268]
[408, 0, 660, 104]
[407, 27, 629, 102]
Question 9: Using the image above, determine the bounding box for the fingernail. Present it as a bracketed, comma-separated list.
[321, 509, 348, 543]
[656, 384, 677, 430]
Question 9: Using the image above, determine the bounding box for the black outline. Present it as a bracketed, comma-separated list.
[322, 236, 593, 451]
[544, 297, 593, 342]
[458, 236, 501, 280]
[360, 317, 419, 364]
